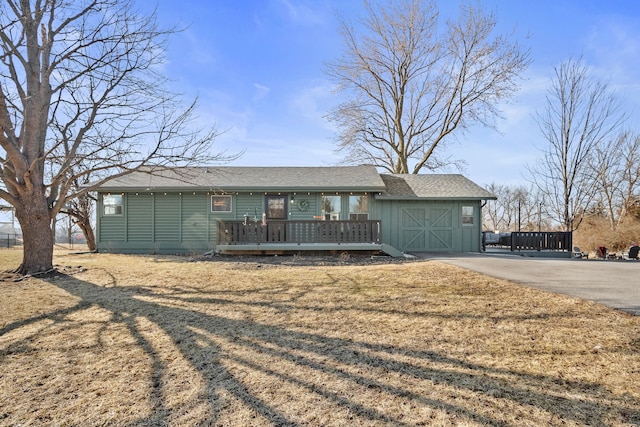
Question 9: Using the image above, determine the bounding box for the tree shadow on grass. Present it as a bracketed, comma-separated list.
[2, 272, 640, 426]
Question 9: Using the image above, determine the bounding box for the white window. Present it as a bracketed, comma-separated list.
[321, 195, 341, 220]
[211, 195, 232, 212]
[349, 195, 369, 220]
[103, 194, 123, 215]
[462, 206, 474, 226]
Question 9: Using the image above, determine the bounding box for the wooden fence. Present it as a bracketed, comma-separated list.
[510, 231, 572, 252]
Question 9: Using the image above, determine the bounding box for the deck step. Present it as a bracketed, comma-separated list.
[380, 244, 405, 258]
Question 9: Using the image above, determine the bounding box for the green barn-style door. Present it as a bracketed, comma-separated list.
[399, 205, 454, 251]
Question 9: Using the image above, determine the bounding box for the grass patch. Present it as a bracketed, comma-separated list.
[1, 250, 639, 426]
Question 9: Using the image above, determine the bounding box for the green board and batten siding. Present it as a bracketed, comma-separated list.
[373, 174, 492, 253]
[98, 192, 218, 254]
[127, 194, 152, 242]
[97, 192, 324, 254]
[181, 194, 211, 252]
[155, 194, 180, 241]
[373, 199, 483, 253]
[97, 193, 482, 254]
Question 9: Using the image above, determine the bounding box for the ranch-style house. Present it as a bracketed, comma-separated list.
[95, 165, 496, 256]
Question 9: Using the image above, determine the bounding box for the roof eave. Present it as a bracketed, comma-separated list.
[97, 185, 387, 193]
[375, 195, 497, 201]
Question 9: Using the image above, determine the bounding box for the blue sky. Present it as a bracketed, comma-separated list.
[151, 0, 640, 187]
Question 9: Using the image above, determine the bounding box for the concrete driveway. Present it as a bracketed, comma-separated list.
[417, 253, 640, 315]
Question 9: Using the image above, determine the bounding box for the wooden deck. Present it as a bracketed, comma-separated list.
[218, 219, 381, 245]
[216, 220, 384, 254]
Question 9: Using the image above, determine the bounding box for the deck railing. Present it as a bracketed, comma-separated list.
[217, 220, 381, 245]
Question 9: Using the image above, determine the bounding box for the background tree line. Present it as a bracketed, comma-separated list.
[484, 127, 640, 252]
[488, 57, 640, 252]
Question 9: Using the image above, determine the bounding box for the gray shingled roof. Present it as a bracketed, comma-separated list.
[378, 174, 496, 200]
[97, 165, 387, 192]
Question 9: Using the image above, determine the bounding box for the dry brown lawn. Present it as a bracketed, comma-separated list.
[1, 249, 639, 426]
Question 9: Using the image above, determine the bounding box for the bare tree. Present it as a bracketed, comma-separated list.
[325, 0, 530, 173]
[591, 131, 640, 229]
[614, 132, 640, 222]
[482, 182, 504, 231]
[0, 0, 224, 274]
[482, 182, 540, 231]
[61, 181, 97, 251]
[528, 58, 625, 231]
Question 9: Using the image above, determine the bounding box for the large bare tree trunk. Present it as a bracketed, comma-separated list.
[14, 193, 54, 275]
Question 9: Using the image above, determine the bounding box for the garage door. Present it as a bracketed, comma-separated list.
[399, 205, 454, 251]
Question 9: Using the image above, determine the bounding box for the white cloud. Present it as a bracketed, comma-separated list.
[288, 80, 337, 131]
[253, 83, 271, 102]
[222, 135, 339, 167]
[582, 15, 640, 86]
[495, 73, 549, 133]
[182, 29, 218, 66]
[579, 17, 640, 127]
[273, 0, 325, 26]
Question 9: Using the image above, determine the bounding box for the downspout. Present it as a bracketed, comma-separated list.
[481, 200, 488, 252]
